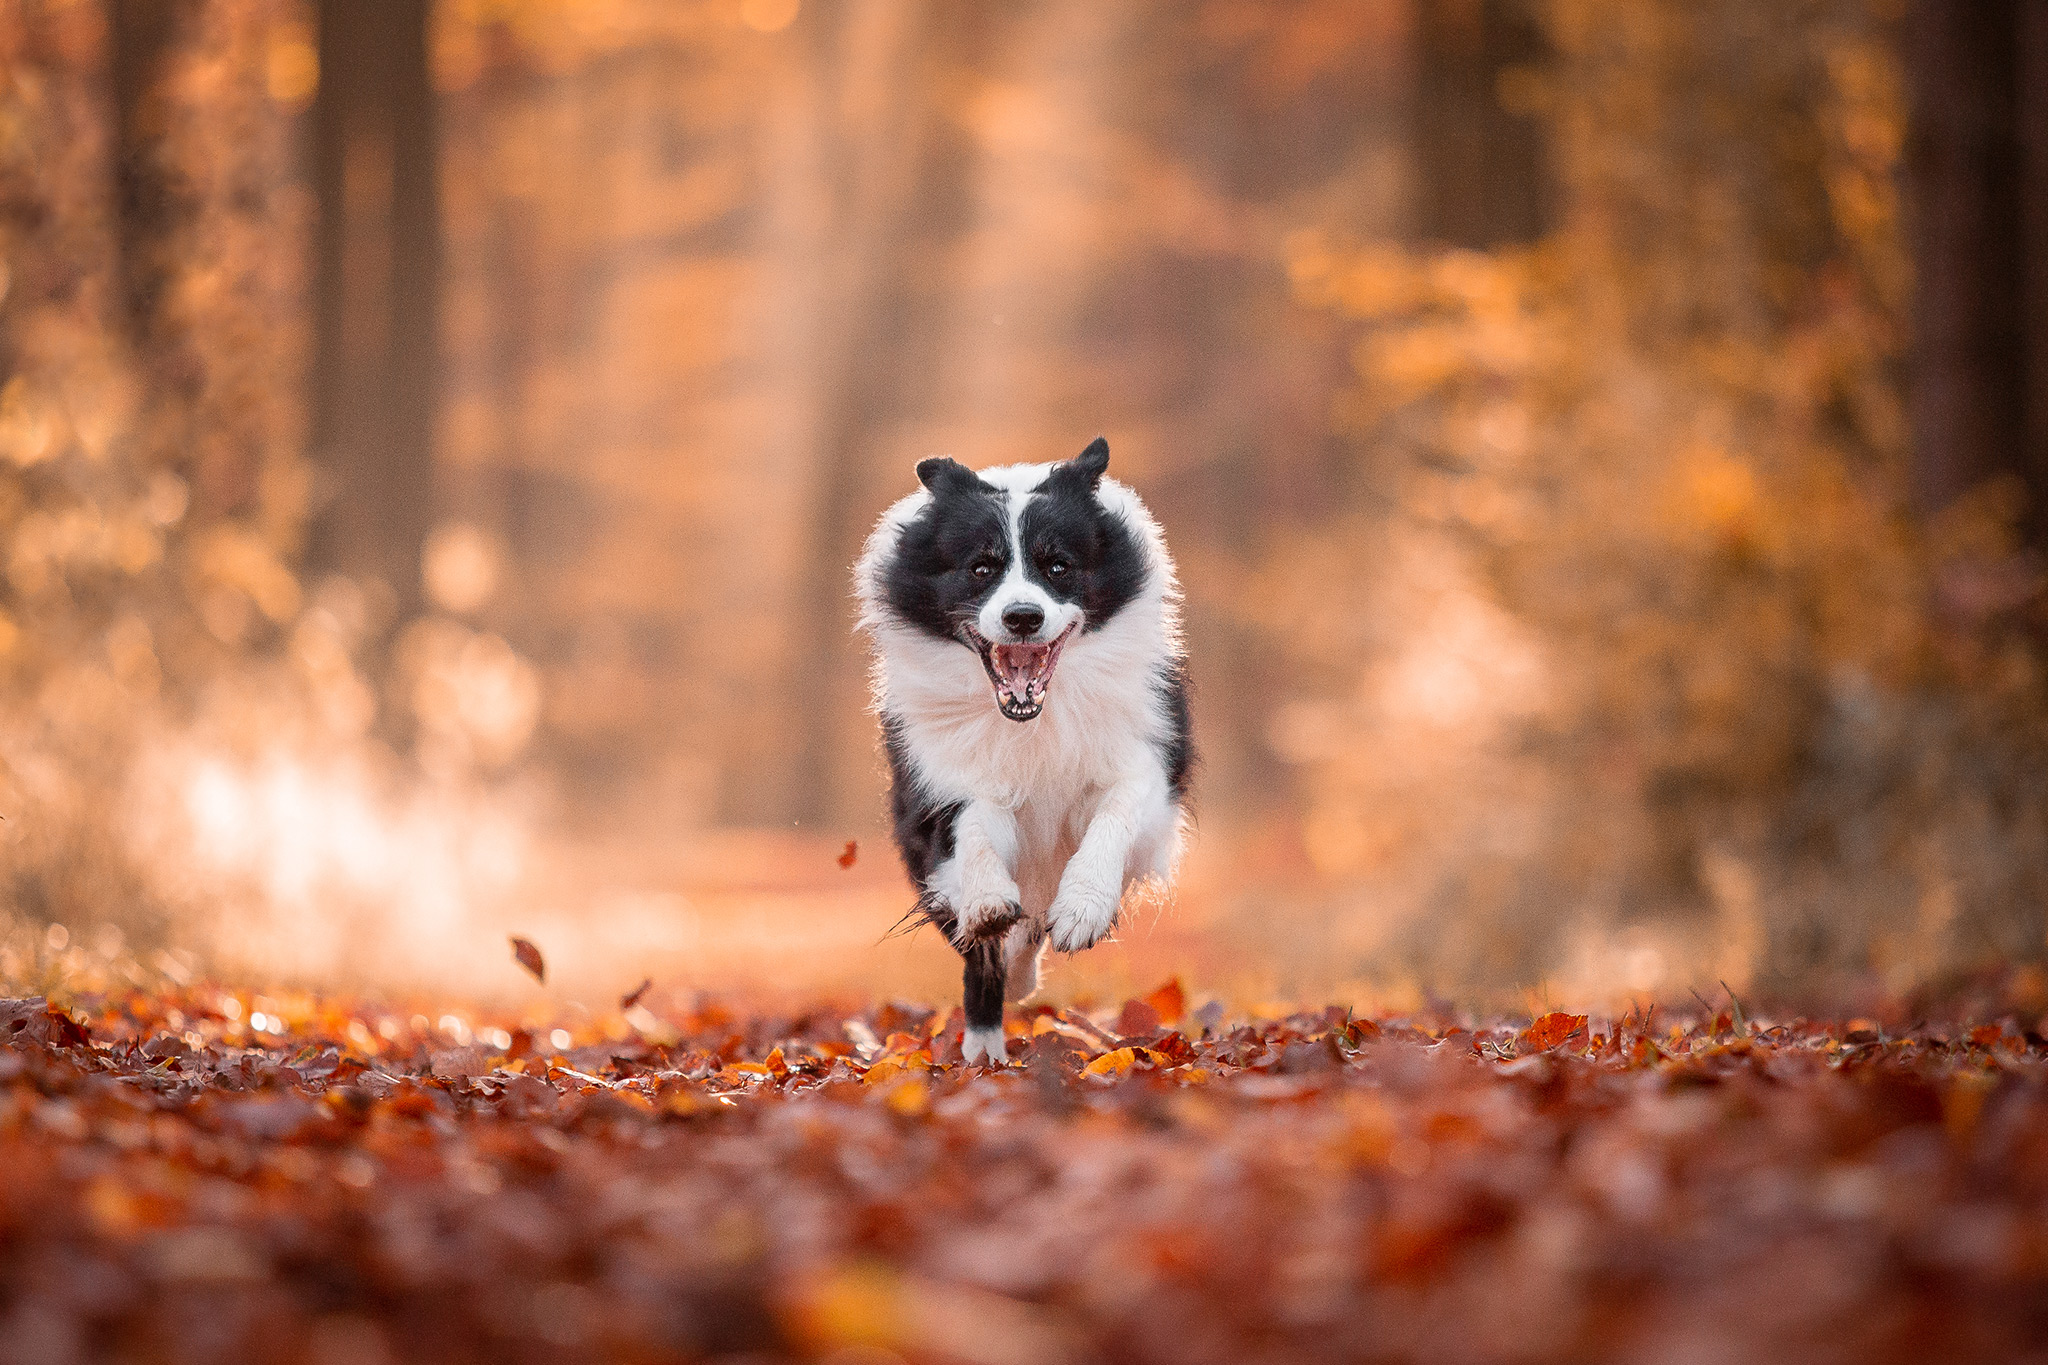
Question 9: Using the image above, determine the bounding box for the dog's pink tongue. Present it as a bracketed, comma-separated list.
[992, 643, 1050, 700]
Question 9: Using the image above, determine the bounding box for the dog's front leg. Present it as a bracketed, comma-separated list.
[1047, 776, 1163, 953]
[932, 799, 1023, 944]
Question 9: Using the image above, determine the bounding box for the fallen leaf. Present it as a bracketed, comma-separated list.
[1521, 1011, 1587, 1051]
[1083, 1047, 1141, 1078]
[838, 840, 858, 869]
[882, 1075, 930, 1115]
[509, 936, 546, 984]
[1116, 997, 1163, 1038]
[41, 1004, 90, 1048]
[1145, 977, 1187, 1024]
[620, 978, 652, 1010]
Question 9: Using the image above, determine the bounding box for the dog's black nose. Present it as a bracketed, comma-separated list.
[1001, 603, 1045, 636]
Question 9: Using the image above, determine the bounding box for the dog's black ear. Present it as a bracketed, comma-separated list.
[1049, 437, 1110, 493]
[916, 457, 985, 499]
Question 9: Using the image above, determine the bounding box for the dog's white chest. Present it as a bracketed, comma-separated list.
[1008, 782, 1100, 916]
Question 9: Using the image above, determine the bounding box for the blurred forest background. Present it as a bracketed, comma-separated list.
[3, 0, 2047, 1011]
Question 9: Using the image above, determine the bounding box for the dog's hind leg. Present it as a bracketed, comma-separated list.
[960, 938, 1008, 1065]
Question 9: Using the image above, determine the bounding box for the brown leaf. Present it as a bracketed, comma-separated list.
[1116, 997, 1163, 1038]
[837, 840, 858, 869]
[620, 978, 653, 1011]
[509, 936, 546, 984]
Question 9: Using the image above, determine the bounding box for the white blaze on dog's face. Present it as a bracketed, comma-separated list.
[876, 438, 1146, 722]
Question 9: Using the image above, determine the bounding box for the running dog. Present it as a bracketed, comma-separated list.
[855, 438, 1192, 1064]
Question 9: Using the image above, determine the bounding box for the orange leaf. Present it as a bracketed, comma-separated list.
[1082, 1046, 1140, 1078]
[1522, 1011, 1587, 1051]
[859, 1058, 904, 1087]
[509, 936, 546, 984]
[882, 1075, 929, 1116]
[1346, 1017, 1383, 1044]
[1144, 977, 1187, 1024]
[837, 840, 858, 869]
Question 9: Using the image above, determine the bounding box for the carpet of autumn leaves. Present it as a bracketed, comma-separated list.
[6, 982, 2048, 1365]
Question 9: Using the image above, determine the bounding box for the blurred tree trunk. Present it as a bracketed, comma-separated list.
[108, 0, 186, 336]
[1905, 0, 2048, 549]
[307, 0, 439, 615]
[2027, 4, 2048, 520]
[778, 0, 958, 827]
[1414, 0, 1549, 247]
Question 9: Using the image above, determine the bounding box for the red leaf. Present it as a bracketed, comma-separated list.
[837, 840, 859, 869]
[1521, 1011, 1587, 1051]
[620, 978, 653, 1011]
[43, 1005, 90, 1048]
[1143, 977, 1187, 1025]
[509, 936, 546, 984]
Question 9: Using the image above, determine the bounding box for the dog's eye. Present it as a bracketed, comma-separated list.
[970, 562, 995, 580]
[1044, 560, 1069, 578]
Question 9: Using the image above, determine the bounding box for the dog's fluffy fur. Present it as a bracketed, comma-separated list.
[855, 438, 1191, 1064]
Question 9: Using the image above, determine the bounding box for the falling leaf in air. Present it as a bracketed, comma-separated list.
[509, 936, 546, 983]
[837, 840, 858, 869]
[620, 978, 652, 1010]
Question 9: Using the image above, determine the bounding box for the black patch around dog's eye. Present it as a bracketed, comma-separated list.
[1020, 478, 1145, 630]
[883, 478, 1010, 641]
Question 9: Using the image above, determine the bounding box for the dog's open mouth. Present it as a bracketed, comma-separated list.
[964, 622, 1076, 722]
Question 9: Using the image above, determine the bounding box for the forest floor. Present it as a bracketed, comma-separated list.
[3, 980, 2047, 1365]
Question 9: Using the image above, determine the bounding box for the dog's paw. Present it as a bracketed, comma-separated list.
[1046, 878, 1121, 953]
[952, 866, 1024, 943]
[955, 895, 1023, 944]
[962, 1023, 1009, 1066]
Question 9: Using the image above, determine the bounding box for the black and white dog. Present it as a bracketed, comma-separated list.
[856, 438, 1192, 1065]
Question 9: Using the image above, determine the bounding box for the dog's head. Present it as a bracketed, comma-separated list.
[879, 438, 1146, 721]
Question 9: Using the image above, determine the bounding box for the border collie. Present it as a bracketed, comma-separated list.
[856, 438, 1192, 1065]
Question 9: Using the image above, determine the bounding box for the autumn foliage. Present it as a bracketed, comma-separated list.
[8, 981, 2048, 1363]
[6, 3, 2048, 1361]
